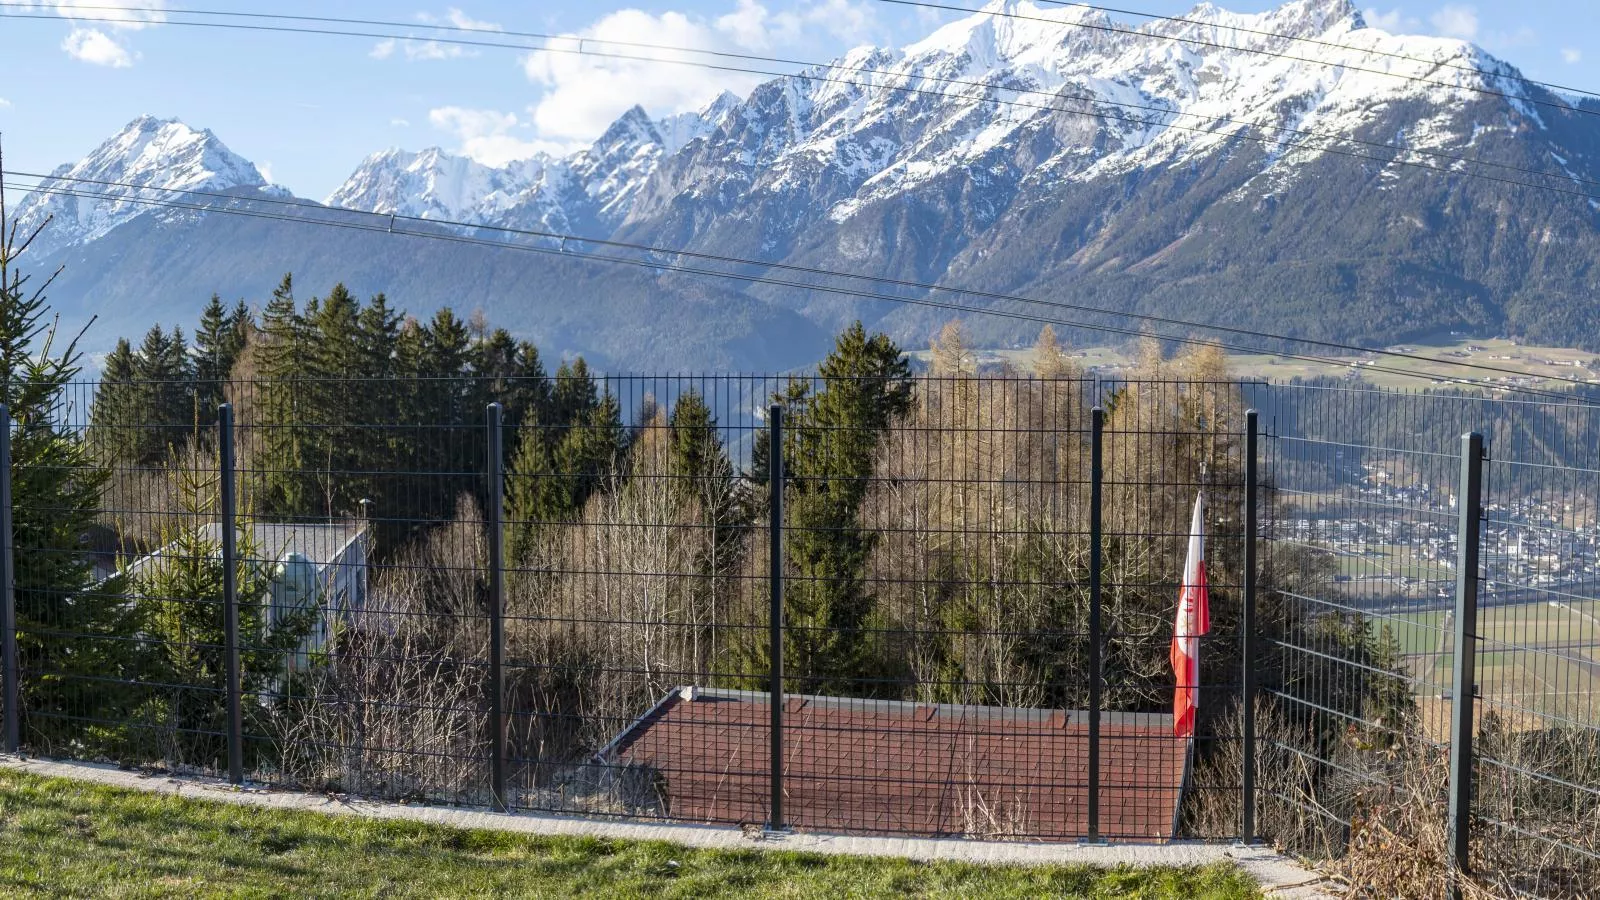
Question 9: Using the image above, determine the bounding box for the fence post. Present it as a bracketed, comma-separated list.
[1086, 407, 1104, 842]
[218, 403, 243, 784]
[768, 403, 785, 833]
[1448, 432, 1484, 886]
[486, 403, 508, 813]
[1241, 409, 1258, 844]
[0, 404, 18, 754]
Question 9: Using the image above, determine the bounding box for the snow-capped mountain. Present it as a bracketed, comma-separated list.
[13, 0, 1600, 370]
[325, 95, 745, 237]
[13, 115, 278, 259]
[324, 147, 549, 223]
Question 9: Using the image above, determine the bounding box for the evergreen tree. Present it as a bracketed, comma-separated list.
[557, 388, 625, 514]
[255, 275, 314, 516]
[88, 338, 140, 465]
[131, 324, 195, 465]
[505, 417, 562, 565]
[472, 328, 550, 431]
[551, 358, 599, 427]
[131, 465, 315, 768]
[2, 186, 139, 751]
[352, 293, 403, 527]
[763, 323, 913, 693]
[304, 284, 366, 516]
[194, 294, 248, 421]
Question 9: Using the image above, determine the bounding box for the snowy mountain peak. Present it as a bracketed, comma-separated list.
[323, 146, 547, 222]
[14, 115, 269, 258]
[906, 0, 1112, 64]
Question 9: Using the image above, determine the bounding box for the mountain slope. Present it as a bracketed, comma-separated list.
[14, 0, 1600, 370]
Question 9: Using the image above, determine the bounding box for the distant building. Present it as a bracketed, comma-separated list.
[118, 521, 369, 672]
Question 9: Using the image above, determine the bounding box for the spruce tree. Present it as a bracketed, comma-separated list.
[2, 182, 139, 751]
[304, 284, 366, 516]
[132, 465, 315, 768]
[88, 337, 139, 465]
[132, 324, 195, 465]
[255, 275, 314, 516]
[779, 323, 913, 693]
[194, 294, 248, 423]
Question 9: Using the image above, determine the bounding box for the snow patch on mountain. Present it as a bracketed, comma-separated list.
[14, 115, 271, 257]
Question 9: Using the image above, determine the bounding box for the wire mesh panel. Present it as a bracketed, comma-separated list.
[230, 376, 496, 806]
[1476, 398, 1600, 899]
[1260, 383, 1600, 897]
[1096, 377, 1254, 842]
[773, 373, 1107, 838]
[1260, 385, 1470, 867]
[504, 374, 778, 825]
[13, 378, 238, 775]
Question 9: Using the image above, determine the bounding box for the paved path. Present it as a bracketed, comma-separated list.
[1, 755, 1335, 897]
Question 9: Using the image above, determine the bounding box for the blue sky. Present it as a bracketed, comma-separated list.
[0, 0, 1594, 200]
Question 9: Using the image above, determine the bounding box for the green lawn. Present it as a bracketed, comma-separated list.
[0, 770, 1259, 899]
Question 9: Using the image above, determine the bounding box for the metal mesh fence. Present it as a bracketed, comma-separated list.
[5, 371, 1599, 887]
[1262, 383, 1600, 898]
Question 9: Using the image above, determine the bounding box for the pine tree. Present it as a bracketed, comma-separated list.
[556, 388, 625, 515]
[505, 417, 562, 565]
[131, 464, 315, 768]
[2, 180, 140, 751]
[88, 337, 140, 465]
[352, 293, 402, 528]
[551, 359, 599, 427]
[254, 275, 314, 516]
[773, 323, 913, 693]
[472, 328, 550, 432]
[304, 284, 366, 516]
[194, 294, 248, 423]
[132, 324, 196, 465]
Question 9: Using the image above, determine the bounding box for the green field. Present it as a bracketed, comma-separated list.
[1384, 601, 1600, 730]
[0, 769, 1260, 899]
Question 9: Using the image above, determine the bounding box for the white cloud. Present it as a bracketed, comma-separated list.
[370, 37, 476, 60]
[427, 106, 569, 165]
[1562, 48, 1583, 65]
[366, 6, 500, 59]
[391, 117, 412, 127]
[48, 0, 165, 30]
[258, 162, 276, 184]
[803, 0, 878, 44]
[1364, 7, 1420, 33]
[33, 1, 164, 66]
[1429, 5, 1478, 41]
[406, 40, 474, 60]
[0, 98, 11, 108]
[62, 28, 136, 67]
[715, 0, 799, 50]
[521, 1, 876, 144]
[439, 8, 500, 32]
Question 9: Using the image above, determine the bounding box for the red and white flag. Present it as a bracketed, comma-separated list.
[1171, 492, 1211, 739]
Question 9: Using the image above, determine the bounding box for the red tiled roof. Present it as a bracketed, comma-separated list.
[601, 688, 1187, 840]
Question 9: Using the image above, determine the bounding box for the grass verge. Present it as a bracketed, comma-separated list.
[0, 769, 1259, 898]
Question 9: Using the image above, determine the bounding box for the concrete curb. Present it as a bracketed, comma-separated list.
[1, 755, 1336, 897]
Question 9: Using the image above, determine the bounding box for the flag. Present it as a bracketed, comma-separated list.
[1171, 491, 1210, 739]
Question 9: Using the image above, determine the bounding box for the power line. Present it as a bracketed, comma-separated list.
[14, 166, 1600, 389]
[17, 0, 1600, 108]
[1030, 0, 1600, 102]
[876, 0, 1600, 120]
[2, 6, 1598, 199]
[9, 171, 1596, 403]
